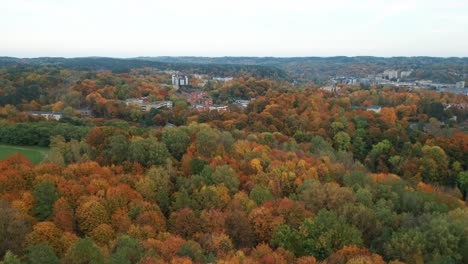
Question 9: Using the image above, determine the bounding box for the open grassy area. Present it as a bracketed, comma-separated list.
[0, 144, 49, 164]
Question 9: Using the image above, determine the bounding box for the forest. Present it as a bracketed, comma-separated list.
[0, 61, 467, 264]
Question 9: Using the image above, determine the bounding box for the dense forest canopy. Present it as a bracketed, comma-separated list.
[0, 59, 467, 264]
[0, 57, 288, 79]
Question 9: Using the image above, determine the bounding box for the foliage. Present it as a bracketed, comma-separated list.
[0, 62, 467, 263]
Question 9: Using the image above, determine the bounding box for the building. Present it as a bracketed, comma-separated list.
[332, 77, 359, 85]
[191, 104, 229, 112]
[125, 98, 144, 106]
[456, 81, 465, 89]
[184, 91, 208, 102]
[383, 70, 399, 80]
[198, 97, 213, 107]
[321, 86, 341, 92]
[172, 74, 189, 87]
[77, 108, 93, 117]
[28, 111, 63, 120]
[366, 106, 381, 113]
[400, 70, 413, 79]
[209, 105, 229, 111]
[141, 101, 173, 111]
[213, 77, 234, 82]
[234, 99, 251, 108]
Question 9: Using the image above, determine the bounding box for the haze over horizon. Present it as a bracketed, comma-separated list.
[2, 0, 468, 58]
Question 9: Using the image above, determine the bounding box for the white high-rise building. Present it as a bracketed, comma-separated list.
[383, 70, 398, 80]
[172, 74, 189, 87]
[400, 70, 413, 79]
[455, 81, 465, 89]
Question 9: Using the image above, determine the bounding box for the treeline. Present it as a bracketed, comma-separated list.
[144, 56, 468, 83]
[0, 122, 90, 146]
[0, 57, 288, 79]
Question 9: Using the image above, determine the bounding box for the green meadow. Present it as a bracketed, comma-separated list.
[0, 144, 49, 164]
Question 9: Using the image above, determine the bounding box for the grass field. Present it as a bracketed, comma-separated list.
[0, 144, 49, 164]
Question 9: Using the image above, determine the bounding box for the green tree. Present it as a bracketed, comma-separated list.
[63, 238, 104, 264]
[301, 210, 363, 259]
[162, 128, 191, 160]
[0, 251, 20, 264]
[384, 229, 426, 263]
[146, 138, 171, 166]
[128, 139, 146, 165]
[32, 181, 58, 221]
[105, 134, 129, 165]
[352, 128, 367, 161]
[25, 243, 60, 264]
[272, 225, 303, 256]
[195, 127, 220, 158]
[420, 145, 449, 184]
[457, 171, 468, 199]
[128, 137, 170, 167]
[366, 139, 392, 172]
[211, 165, 240, 195]
[334, 131, 351, 151]
[249, 186, 274, 205]
[110, 235, 144, 264]
[191, 157, 208, 175]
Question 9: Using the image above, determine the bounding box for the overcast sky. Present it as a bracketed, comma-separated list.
[2, 0, 468, 57]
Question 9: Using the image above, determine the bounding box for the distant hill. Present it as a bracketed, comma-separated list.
[136, 56, 468, 83]
[0, 57, 288, 80]
[2, 56, 467, 83]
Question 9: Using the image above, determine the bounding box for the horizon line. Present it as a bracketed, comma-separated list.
[3, 55, 468, 59]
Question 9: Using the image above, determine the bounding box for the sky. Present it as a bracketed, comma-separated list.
[1, 0, 468, 58]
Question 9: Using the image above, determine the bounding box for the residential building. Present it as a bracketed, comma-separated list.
[125, 98, 144, 106]
[77, 108, 93, 117]
[141, 101, 173, 111]
[332, 77, 359, 85]
[191, 104, 228, 112]
[321, 86, 341, 92]
[213, 77, 234, 82]
[172, 74, 189, 87]
[456, 81, 465, 89]
[366, 106, 381, 113]
[28, 111, 64, 120]
[400, 70, 413, 79]
[383, 70, 399, 80]
[209, 105, 229, 111]
[234, 99, 252, 108]
[199, 97, 213, 107]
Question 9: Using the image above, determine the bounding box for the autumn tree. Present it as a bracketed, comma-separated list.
[169, 208, 201, 239]
[76, 199, 109, 235]
[225, 210, 255, 248]
[26, 222, 65, 256]
[0, 201, 31, 257]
